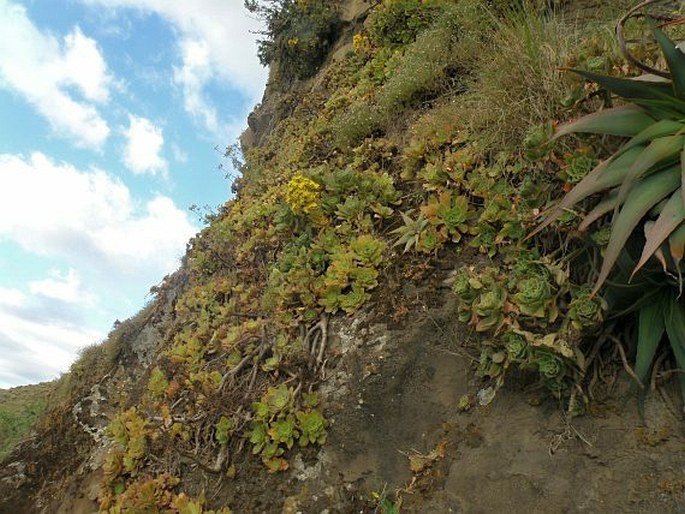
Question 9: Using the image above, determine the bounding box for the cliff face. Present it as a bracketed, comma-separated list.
[2, 1, 685, 513]
[240, 0, 372, 151]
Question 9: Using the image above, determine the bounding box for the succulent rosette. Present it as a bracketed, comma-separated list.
[502, 331, 528, 362]
[474, 286, 506, 332]
[568, 286, 606, 330]
[533, 349, 566, 381]
[512, 275, 555, 319]
[452, 267, 479, 304]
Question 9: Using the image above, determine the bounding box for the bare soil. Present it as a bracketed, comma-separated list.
[298, 267, 685, 514]
[208, 261, 685, 513]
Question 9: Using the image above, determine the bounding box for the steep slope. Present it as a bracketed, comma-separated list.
[2, 1, 684, 512]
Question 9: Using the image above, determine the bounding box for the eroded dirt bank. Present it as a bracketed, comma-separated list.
[1, 263, 684, 514]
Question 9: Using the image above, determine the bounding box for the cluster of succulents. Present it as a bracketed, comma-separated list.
[451, 252, 603, 394]
[452, 266, 505, 331]
[420, 191, 473, 243]
[318, 235, 387, 313]
[476, 328, 579, 394]
[249, 386, 326, 473]
[267, 231, 387, 318]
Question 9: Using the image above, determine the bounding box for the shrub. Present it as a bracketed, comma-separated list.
[246, 0, 340, 80]
[376, 24, 456, 112]
[367, 0, 440, 48]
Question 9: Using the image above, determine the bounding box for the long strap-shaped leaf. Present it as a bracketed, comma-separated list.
[635, 296, 666, 386]
[617, 119, 684, 157]
[664, 296, 685, 403]
[632, 97, 685, 118]
[632, 188, 685, 279]
[643, 221, 670, 273]
[613, 135, 684, 215]
[578, 123, 685, 232]
[578, 189, 619, 231]
[553, 105, 655, 139]
[592, 166, 681, 295]
[635, 293, 667, 416]
[669, 221, 685, 293]
[571, 69, 675, 101]
[682, 145, 685, 206]
[527, 146, 646, 239]
[651, 21, 685, 100]
[669, 221, 685, 269]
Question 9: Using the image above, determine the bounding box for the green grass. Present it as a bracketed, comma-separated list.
[448, 0, 636, 152]
[332, 0, 489, 148]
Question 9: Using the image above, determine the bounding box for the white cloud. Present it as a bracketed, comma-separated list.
[0, 297, 104, 387]
[0, 1, 114, 149]
[174, 37, 221, 133]
[29, 268, 93, 305]
[92, 196, 195, 271]
[0, 152, 199, 386]
[172, 144, 188, 164]
[0, 152, 198, 279]
[62, 27, 112, 103]
[0, 283, 104, 387]
[122, 115, 168, 174]
[0, 286, 26, 308]
[79, 0, 268, 136]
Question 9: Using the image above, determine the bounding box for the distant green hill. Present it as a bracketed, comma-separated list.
[0, 382, 52, 460]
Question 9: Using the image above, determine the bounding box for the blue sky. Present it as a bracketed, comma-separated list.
[0, 0, 268, 387]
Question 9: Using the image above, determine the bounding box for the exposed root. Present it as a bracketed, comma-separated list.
[583, 338, 605, 373]
[303, 314, 329, 371]
[607, 335, 644, 390]
[173, 444, 228, 474]
[656, 367, 685, 381]
[566, 382, 589, 417]
[293, 380, 303, 400]
[151, 412, 205, 425]
[219, 341, 270, 392]
[244, 342, 269, 399]
[170, 391, 189, 411]
[549, 409, 593, 456]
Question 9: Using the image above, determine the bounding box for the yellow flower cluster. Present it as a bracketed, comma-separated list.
[286, 175, 321, 215]
[352, 33, 371, 54]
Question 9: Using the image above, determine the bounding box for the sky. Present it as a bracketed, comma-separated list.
[0, 0, 268, 388]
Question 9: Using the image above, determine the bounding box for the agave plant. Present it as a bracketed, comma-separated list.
[529, 21, 685, 294]
[530, 20, 685, 404]
[603, 234, 685, 406]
